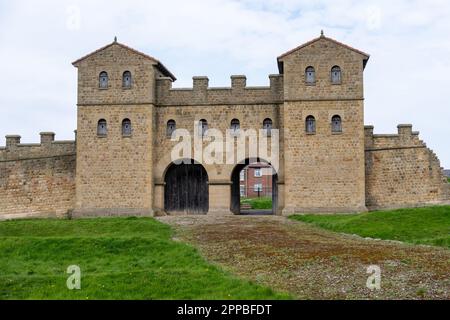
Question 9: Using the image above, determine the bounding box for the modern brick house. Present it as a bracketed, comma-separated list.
[1, 32, 449, 219]
[239, 163, 273, 198]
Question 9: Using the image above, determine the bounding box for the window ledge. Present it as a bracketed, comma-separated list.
[332, 131, 343, 135]
[98, 87, 109, 90]
[331, 82, 342, 85]
[122, 134, 132, 138]
[97, 134, 107, 138]
[122, 87, 132, 90]
[305, 82, 316, 86]
[305, 132, 316, 135]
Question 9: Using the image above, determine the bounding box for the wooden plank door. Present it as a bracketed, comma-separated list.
[164, 163, 208, 214]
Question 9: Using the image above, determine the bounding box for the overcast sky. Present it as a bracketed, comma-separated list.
[0, 0, 449, 167]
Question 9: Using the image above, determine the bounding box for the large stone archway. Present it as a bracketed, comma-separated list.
[164, 160, 209, 214]
[230, 158, 278, 215]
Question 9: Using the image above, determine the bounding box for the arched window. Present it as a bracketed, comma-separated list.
[99, 72, 108, 89]
[123, 71, 132, 88]
[199, 119, 208, 137]
[97, 119, 107, 136]
[263, 118, 273, 135]
[305, 66, 315, 84]
[230, 119, 240, 135]
[122, 118, 132, 136]
[331, 66, 341, 84]
[167, 120, 176, 137]
[305, 116, 316, 133]
[331, 115, 342, 133]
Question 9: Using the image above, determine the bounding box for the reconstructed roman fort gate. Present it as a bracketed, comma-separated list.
[1, 33, 449, 219]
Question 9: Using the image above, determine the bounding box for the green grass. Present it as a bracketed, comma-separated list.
[447, 177, 450, 183]
[0, 217, 290, 300]
[290, 206, 450, 248]
[241, 197, 272, 209]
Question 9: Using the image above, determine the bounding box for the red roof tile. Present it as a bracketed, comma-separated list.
[277, 35, 370, 60]
[72, 40, 176, 81]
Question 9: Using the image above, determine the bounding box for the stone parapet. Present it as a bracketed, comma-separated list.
[156, 75, 284, 106]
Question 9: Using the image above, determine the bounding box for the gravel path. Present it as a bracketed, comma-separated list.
[157, 215, 450, 300]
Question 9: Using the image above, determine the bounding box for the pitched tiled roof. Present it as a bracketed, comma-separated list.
[277, 34, 370, 73]
[72, 40, 176, 81]
[278, 35, 370, 60]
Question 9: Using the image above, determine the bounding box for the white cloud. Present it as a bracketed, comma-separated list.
[0, 0, 449, 167]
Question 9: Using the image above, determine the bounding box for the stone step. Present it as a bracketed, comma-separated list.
[241, 203, 252, 210]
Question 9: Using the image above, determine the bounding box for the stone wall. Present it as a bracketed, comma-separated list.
[0, 133, 76, 219]
[73, 41, 156, 217]
[155, 75, 283, 106]
[74, 104, 154, 217]
[2, 36, 448, 219]
[152, 103, 284, 215]
[280, 36, 368, 214]
[74, 42, 159, 106]
[365, 124, 450, 210]
[282, 100, 367, 214]
[278, 36, 368, 102]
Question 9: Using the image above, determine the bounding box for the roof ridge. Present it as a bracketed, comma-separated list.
[277, 35, 370, 60]
[72, 40, 176, 80]
[72, 41, 160, 66]
[71, 41, 116, 66]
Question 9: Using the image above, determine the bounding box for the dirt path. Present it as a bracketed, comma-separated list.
[157, 215, 450, 300]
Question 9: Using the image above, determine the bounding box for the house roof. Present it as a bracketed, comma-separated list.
[277, 33, 370, 73]
[72, 40, 176, 81]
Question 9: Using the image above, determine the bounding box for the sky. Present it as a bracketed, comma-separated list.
[0, 0, 449, 167]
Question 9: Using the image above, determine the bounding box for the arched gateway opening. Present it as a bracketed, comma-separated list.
[164, 160, 208, 214]
[231, 158, 278, 215]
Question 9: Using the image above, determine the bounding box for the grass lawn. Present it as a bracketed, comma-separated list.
[290, 206, 450, 249]
[240, 197, 272, 209]
[0, 217, 290, 300]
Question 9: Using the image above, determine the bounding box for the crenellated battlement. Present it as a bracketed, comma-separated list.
[0, 132, 76, 162]
[364, 124, 424, 150]
[364, 124, 449, 210]
[0, 131, 77, 219]
[2, 36, 448, 220]
[155, 74, 284, 106]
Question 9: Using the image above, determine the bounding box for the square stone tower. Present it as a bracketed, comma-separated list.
[72, 39, 175, 217]
[278, 33, 370, 214]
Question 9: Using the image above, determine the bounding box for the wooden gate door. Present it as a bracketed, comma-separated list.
[164, 163, 208, 214]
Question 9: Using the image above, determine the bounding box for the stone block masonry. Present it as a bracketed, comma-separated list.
[155, 74, 283, 106]
[365, 125, 450, 210]
[1, 34, 449, 219]
[0, 133, 76, 219]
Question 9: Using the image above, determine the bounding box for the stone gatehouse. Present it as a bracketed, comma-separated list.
[1, 33, 449, 219]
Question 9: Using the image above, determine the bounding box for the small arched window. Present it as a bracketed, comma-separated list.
[331, 115, 342, 133]
[123, 71, 132, 88]
[230, 119, 240, 135]
[331, 66, 341, 84]
[306, 116, 316, 133]
[99, 72, 108, 89]
[305, 66, 315, 84]
[199, 119, 208, 137]
[167, 120, 176, 137]
[122, 118, 132, 136]
[263, 118, 273, 135]
[97, 119, 107, 136]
